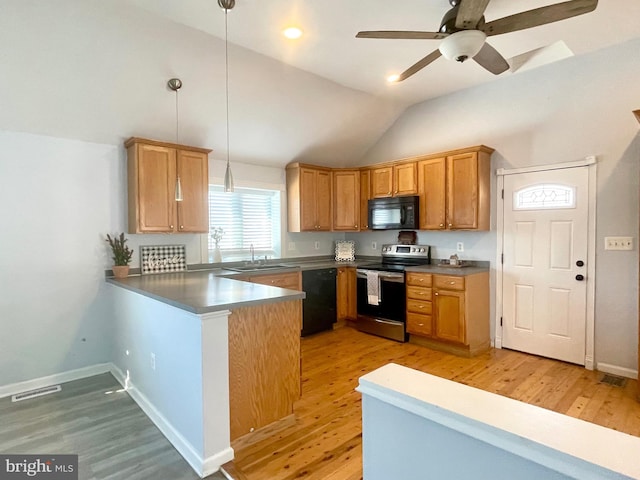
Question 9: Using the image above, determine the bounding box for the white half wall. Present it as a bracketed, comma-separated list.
[109, 284, 233, 477]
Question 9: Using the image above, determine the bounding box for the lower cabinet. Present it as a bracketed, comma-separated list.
[406, 271, 489, 356]
[236, 271, 302, 290]
[337, 266, 357, 321]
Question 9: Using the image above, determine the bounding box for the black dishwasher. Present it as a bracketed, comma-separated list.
[301, 268, 337, 336]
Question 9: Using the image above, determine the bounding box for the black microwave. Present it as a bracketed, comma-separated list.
[368, 196, 420, 230]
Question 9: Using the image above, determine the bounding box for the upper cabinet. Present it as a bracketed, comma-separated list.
[418, 146, 492, 231]
[286, 164, 332, 232]
[360, 169, 371, 231]
[371, 162, 417, 198]
[285, 145, 492, 233]
[126, 137, 210, 234]
[332, 169, 360, 231]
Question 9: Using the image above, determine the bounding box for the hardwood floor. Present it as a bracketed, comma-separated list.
[2, 328, 638, 480]
[231, 327, 640, 480]
[0, 374, 226, 480]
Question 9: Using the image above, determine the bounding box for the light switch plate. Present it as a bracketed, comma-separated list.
[288, 242, 296, 251]
[457, 242, 464, 252]
[604, 236, 633, 251]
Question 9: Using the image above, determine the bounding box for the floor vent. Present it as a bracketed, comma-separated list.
[599, 374, 627, 388]
[11, 385, 61, 402]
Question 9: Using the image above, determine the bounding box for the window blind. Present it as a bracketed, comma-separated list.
[208, 186, 281, 260]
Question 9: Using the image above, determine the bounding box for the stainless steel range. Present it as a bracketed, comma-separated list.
[356, 244, 431, 342]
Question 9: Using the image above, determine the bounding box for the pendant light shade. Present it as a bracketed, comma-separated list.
[224, 163, 234, 192]
[175, 176, 184, 201]
[220, 0, 235, 193]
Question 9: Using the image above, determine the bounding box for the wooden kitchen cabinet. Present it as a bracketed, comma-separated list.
[126, 137, 210, 234]
[417, 146, 492, 230]
[371, 162, 417, 198]
[406, 273, 433, 337]
[237, 271, 302, 290]
[360, 169, 371, 230]
[286, 164, 332, 232]
[332, 169, 360, 231]
[337, 266, 357, 321]
[407, 271, 490, 357]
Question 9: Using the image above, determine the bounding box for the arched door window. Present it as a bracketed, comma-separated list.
[513, 183, 576, 210]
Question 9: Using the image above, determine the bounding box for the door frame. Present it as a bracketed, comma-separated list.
[495, 156, 597, 369]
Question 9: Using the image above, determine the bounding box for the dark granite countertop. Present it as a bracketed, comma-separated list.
[107, 269, 305, 314]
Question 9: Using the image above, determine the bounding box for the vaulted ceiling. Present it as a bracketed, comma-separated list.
[127, 0, 640, 106]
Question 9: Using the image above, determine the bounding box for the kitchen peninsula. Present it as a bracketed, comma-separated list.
[106, 270, 305, 478]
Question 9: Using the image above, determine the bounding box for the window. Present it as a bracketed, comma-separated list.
[208, 186, 281, 261]
[514, 184, 576, 210]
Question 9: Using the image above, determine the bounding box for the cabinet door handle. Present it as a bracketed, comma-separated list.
[170, 224, 174, 230]
[435, 292, 439, 296]
[439, 223, 444, 227]
[355, 224, 358, 228]
[449, 281, 455, 285]
[418, 323, 424, 327]
[448, 223, 453, 227]
[180, 225, 184, 230]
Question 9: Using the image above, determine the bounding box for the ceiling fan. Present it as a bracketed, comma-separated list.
[356, 0, 598, 82]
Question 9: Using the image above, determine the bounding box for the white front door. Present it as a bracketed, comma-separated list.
[502, 166, 589, 365]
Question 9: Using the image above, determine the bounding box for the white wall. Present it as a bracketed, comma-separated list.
[357, 39, 640, 372]
[0, 133, 117, 385]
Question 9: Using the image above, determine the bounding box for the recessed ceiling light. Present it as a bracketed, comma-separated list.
[386, 74, 400, 83]
[283, 27, 303, 39]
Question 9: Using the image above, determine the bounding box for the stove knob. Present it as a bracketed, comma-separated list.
[420, 248, 425, 253]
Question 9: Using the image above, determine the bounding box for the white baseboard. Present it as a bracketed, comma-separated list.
[0, 363, 112, 399]
[109, 363, 233, 478]
[596, 362, 638, 379]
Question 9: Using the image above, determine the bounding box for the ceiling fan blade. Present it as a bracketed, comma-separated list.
[356, 30, 448, 40]
[397, 49, 442, 82]
[473, 42, 509, 75]
[455, 0, 491, 29]
[482, 0, 598, 37]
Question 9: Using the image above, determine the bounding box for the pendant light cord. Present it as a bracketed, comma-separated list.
[175, 88, 179, 144]
[224, 7, 230, 170]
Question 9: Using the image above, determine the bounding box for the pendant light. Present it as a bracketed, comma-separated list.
[219, 0, 235, 192]
[168, 77, 184, 202]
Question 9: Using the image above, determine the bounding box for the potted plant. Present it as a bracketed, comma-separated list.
[106, 232, 134, 278]
[211, 227, 224, 263]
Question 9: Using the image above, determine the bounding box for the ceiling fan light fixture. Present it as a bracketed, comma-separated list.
[439, 30, 486, 62]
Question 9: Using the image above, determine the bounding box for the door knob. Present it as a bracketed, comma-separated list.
[575, 274, 585, 281]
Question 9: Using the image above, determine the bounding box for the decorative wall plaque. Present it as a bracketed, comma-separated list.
[335, 240, 355, 262]
[141, 245, 187, 274]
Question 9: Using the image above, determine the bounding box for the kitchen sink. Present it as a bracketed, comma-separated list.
[224, 264, 292, 272]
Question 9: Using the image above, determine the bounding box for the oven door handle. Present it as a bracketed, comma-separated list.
[373, 318, 403, 326]
[356, 270, 405, 283]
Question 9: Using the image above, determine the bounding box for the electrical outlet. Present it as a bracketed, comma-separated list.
[288, 242, 295, 251]
[372, 241, 377, 250]
[314, 241, 320, 250]
[604, 236, 633, 251]
[150, 353, 156, 370]
[457, 242, 464, 252]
